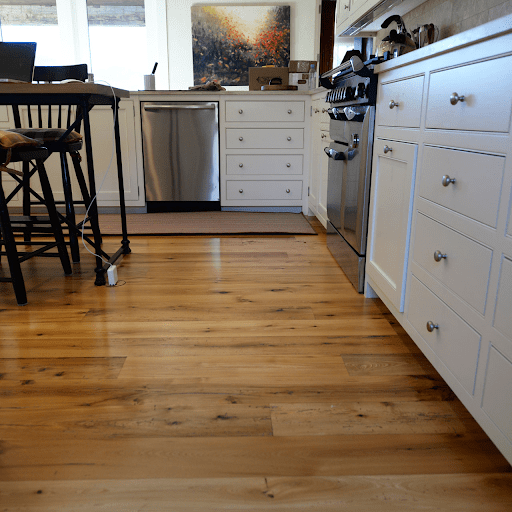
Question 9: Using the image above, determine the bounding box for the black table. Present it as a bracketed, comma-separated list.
[0, 82, 131, 285]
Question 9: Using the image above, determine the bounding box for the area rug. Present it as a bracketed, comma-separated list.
[98, 212, 317, 236]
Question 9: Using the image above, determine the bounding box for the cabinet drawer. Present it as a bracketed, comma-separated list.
[494, 256, 512, 341]
[226, 128, 304, 149]
[426, 55, 512, 132]
[408, 275, 481, 395]
[413, 213, 492, 315]
[226, 180, 302, 200]
[226, 155, 303, 175]
[376, 75, 424, 128]
[225, 101, 305, 122]
[482, 346, 512, 443]
[419, 146, 505, 228]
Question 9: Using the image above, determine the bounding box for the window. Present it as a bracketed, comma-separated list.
[87, 0, 147, 90]
[0, 0, 64, 65]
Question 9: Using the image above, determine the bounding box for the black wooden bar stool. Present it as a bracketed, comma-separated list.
[0, 130, 72, 305]
[9, 64, 91, 263]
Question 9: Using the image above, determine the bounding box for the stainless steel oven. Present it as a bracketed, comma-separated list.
[320, 54, 383, 292]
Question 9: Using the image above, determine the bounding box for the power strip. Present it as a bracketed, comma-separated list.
[107, 265, 118, 286]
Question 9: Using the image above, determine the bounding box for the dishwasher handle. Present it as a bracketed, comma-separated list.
[143, 104, 216, 111]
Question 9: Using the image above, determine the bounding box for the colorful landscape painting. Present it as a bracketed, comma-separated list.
[191, 5, 290, 86]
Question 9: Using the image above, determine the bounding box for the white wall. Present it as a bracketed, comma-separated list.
[164, 0, 319, 90]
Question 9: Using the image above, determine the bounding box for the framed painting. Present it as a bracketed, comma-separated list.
[191, 5, 291, 86]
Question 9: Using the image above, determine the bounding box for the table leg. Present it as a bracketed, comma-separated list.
[112, 98, 131, 255]
[81, 99, 106, 286]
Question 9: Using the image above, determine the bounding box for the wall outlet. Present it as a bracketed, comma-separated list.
[107, 265, 118, 286]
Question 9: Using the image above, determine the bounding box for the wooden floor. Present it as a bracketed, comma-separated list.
[1, 217, 511, 511]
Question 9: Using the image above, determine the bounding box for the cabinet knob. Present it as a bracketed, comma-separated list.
[426, 321, 439, 332]
[287, 136, 292, 141]
[389, 100, 399, 109]
[344, 4, 349, 8]
[441, 175, 456, 187]
[450, 93, 465, 105]
[238, 109, 243, 114]
[286, 188, 291, 193]
[433, 250, 447, 262]
[321, 133, 327, 138]
[239, 136, 243, 141]
[383, 145, 393, 154]
[239, 189, 243, 193]
[286, 163, 291, 167]
[314, 108, 320, 113]
[322, 108, 328, 113]
[288, 109, 292, 114]
[239, 163, 243, 168]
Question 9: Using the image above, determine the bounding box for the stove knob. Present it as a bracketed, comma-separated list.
[356, 83, 366, 98]
[345, 86, 354, 100]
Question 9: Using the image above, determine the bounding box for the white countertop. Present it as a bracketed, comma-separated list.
[375, 13, 512, 74]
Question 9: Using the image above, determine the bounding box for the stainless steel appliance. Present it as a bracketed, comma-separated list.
[141, 101, 220, 212]
[321, 55, 383, 292]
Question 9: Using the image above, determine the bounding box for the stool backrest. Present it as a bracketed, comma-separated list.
[13, 64, 88, 131]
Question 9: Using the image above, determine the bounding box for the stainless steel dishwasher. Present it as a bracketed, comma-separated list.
[141, 101, 220, 212]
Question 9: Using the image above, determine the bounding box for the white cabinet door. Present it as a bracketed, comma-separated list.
[367, 138, 418, 311]
[87, 100, 139, 205]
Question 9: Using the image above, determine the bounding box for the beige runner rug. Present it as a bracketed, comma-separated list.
[98, 212, 317, 235]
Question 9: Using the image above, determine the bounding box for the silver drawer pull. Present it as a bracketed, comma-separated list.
[286, 163, 291, 167]
[239, 136, 243, 141]
[383, 145, 392, 154]
[287, 136, 292, 141]
[442, 175, 456, 187]
[434, 250, 447, 262]
[287, 109, 292, 114]
[286, 188, 291, 193]
[450, 93, 465, 105]
[239, 189, 243, 193]
[426, 321, 439, 332]
[238, 109, 243, 114]
[389, 100, 399, 109]
[239, 163, 243, 168]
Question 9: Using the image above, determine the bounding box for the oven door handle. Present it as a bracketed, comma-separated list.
[324, 146, 357, 161]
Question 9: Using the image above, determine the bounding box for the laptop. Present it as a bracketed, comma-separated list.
[0, 42, 37, 83]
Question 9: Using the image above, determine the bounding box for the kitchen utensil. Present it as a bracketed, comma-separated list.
[378, 15, 417, 58]
[412, 24, 439, 48]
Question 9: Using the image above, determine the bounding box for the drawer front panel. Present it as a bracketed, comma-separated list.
[376, 75, 424, 128]
[408, 275, 481, 395]
[426, 55, 512, 132]
[413, 213, 492, 314]
[226, 155, 303, 175]
[226, 180, 302, 200]
[226, 129, 304, 149]
[493, 256, 512, 341]
[482, 346, 512, 443]
[226, 101, 305, 122]
[419, 146, 504, 228]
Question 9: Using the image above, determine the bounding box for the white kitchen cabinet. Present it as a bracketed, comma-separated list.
[366, 18, 512, 464]
[309, 92, 331, 226]
[222, 96, 310, 213]
[367, 138, 417, 312]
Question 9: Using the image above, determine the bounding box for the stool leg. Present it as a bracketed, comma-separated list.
[0, 180, 27, 305]
[36, 159, 72, 276]
[60, 152, 80, 263]
[22, 160, 32, 242]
